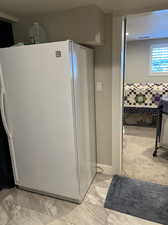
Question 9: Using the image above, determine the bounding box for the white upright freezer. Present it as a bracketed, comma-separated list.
[0, 40, 96, 202]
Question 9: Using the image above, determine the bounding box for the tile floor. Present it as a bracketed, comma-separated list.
[0, 173, 160, 225]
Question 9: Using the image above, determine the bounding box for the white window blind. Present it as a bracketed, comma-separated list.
[151, 45, 168, 73]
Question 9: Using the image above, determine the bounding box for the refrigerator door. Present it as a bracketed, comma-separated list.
[71, 43, 96, 199]
[0, 41, 80, 200]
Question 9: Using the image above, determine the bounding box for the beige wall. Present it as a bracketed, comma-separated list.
[126, 38, 168, 83]
[42, 6, 104, 46]
[95, 14, 112, 165]
[13, 17, 40, 43]
[12, 10, 113, 166]
[13, 5, 104, 46]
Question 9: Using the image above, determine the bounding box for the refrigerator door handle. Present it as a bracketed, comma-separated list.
[0, 90, 11, 138]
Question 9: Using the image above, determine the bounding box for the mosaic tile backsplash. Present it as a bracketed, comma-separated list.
[124, 83, 168, 108]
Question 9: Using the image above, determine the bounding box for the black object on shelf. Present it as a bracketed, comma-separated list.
[0, 20, 15, 190]
[0, 20, 14, 48]
[0, 114, 14, 189]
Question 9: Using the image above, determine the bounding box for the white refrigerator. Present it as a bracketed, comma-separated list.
[0, 40, 96, 203]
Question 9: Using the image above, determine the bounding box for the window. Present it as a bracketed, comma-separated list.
[150, 44, 168, 75]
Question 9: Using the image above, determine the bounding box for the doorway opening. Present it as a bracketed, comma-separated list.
[122, 10, 168, 185]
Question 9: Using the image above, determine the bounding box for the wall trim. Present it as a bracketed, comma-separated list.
[97, 163, 112, 176]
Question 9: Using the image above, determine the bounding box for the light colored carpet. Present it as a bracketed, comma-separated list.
[123, 126, 168, 185]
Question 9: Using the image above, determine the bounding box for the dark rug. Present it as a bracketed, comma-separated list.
[104, 175, 168, 225]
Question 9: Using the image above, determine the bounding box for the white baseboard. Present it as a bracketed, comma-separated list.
[97, 163, 112, 176]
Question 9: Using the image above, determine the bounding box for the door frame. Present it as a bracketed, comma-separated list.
[111, 15, 126, 175]
[111, 8, 168, 175]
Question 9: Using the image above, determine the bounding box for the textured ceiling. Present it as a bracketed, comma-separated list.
[1, 0, 168, 17]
